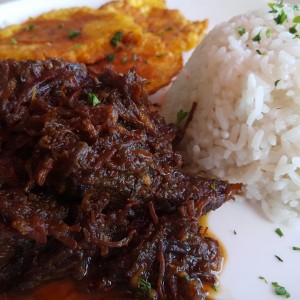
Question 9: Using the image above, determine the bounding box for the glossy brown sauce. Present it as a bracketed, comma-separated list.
[200, 215, 226, 300]
[4, 215, 223, 300]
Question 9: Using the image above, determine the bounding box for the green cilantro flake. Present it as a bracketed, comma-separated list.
[68, 30, 81, 40]
[293, 5, 300, 11]
[256, 49, 266, 55]
[293, 16, 300, 23]
[210, 182, 217, 190]
[252, 31, 262, 43]
[275, 227, 284, 237]
[211, 284, 218, 292]
[176, 109, 189, 124]
[269, 6, 278, 13]
[237, 26, 246, 36]
[72, 44, 82, 50]
[132, 53, 138, 62]
[293, 246, 300, 251]
[88, 93, 101, 106]
[259, 276, 268, 284]
[158, 29, 165, 36]
[268, 1, 283, 13]
[166, 25, 174, 30]
[58, 23, 65, 29]
[289, 24, 297, 34]
[266, 28, 271, 38]
[183, 274, 190, 282]
[25, 24, 35, 31]
[111, 31, 123, 47]
[272, 282, 290, 298]
[122, 56, 128, 63]
[137, 278, 151, 297]
[275, 79, 281, 87]
[268, 3, 278, 14]
[275, 255, 283, 262]
[274, 10, 288, 25]
[10, 38, 17, 45]
[107, 53, 115, 62]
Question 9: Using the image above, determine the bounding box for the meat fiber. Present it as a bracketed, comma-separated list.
[0, 59, 241, 299]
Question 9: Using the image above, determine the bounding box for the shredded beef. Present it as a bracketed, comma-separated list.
[0, 58, 241, 299]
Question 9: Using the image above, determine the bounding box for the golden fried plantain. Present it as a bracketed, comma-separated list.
[100, 0, 208, 53]
[0, 1, 207, 93]
[0, 7, 141, 63]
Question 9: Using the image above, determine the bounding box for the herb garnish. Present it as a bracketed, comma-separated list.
[275, 255, 283, 262]
[210, 182, 217, 190]
[107, 53, 115, 62]
[166, 25, 174, 30]
[275, 227, 284, 237]
[137, 278, 151, 297]
[268, 1, 284, 13]
[176, 110, 189, 124]
[293, 16, 300, 23]
[111, 31, 123, 47]
[132, 53, 138, 62]
[275, 79, 281, 87]
[73, 44, 82, 50]
[259, 276, 290, 297]
[252, 31, 262, 43]
[256, 49, 266, 55]
[292, 246, 300, 250]
[259, 276, 268, 284]
[268, 1, 283, 13]
[25, 24, 35, 31]
[266, 28, 271, 38]
[272, 282, 290, 298]
[289, 24, 297, 34]
[211, 284, 218, 292]
[88, 93, 101, 106]
[10, 38, 17, 45]
[274, 10, 288, 25]
[183, 274, 190, 282]
[68, 30, 81, 40]
[293, 5, 300, 11]
[237, 26, 246, 36]
[122, 56, 128, 63]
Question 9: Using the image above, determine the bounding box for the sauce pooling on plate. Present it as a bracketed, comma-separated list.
[5, 217, 222, 300]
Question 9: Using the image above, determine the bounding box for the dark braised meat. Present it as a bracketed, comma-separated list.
[0, 59, 241, 299]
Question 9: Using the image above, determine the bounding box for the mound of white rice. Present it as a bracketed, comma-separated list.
[161, 3, 300, 224]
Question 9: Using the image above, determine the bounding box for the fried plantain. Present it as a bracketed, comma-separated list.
[0, 0, 207, 93]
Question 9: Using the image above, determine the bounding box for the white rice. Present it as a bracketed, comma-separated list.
[161, 3, 300, 225]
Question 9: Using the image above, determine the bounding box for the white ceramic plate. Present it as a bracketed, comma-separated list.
[1, 1, 300, 299]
